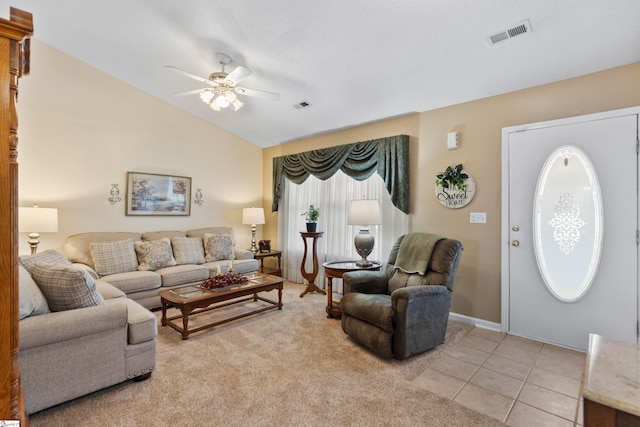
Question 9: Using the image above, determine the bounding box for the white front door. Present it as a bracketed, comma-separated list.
[502, 109, 639, 351]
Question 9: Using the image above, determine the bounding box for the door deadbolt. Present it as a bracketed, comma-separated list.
[511, 240, 520, 247]
[512, 225, 520, 232]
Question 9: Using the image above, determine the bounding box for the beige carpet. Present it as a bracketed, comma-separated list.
[30, 282, 505, 426]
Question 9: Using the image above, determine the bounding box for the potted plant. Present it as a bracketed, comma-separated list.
[302, 204, 320, 232]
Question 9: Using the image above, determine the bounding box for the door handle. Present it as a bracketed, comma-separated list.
[512, 240, 520, 247]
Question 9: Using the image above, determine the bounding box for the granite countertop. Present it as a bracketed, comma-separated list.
[581, 334, 640, 417]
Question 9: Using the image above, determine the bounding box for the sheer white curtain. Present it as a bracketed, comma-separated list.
[278, 170, 408, 289]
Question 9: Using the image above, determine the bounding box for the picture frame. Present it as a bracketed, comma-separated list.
[126, 171, 191, 216]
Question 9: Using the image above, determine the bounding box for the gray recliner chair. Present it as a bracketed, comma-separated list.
[340, 233, 463, 360]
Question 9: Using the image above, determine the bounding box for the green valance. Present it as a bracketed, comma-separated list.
[272, 134, 409, 214]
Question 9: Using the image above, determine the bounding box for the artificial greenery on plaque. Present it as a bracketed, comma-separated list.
[435, 164, 469, 191]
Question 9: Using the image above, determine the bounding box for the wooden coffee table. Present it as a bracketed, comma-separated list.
[159, 273, 284, 339]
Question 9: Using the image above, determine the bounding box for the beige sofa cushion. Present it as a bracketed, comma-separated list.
[171, 237, 205, 265]
[99, 271, 161, 294]
[18, 265, 50, 319]
[30, 264, 106, 312]
[90, 239, 139, 276]
[106, 298, 157, 344]
[156, 264, 209, 287]
[134, 238, 177, 271]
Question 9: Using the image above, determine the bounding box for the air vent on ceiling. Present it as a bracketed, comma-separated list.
[293, 100, 312, 110]
[488, 20, 532, 46]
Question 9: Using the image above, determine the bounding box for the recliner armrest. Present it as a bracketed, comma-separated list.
[391, 284, 450, 301]
[343, 270, 389, 294]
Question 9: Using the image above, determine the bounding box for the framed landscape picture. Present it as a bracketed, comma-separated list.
[126, 172, 191, 216]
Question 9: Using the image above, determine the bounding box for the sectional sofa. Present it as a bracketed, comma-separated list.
[18, 250, 157, 414]
[64, 227, 259, 309]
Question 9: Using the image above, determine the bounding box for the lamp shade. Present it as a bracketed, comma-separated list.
[19, 206, 58, 233]
[242, 207, 265, 225]
[347, 200, 381, 225]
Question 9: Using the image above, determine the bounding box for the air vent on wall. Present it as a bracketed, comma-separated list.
[488, 19, 532, 46]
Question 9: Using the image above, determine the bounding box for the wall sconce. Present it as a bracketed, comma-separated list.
[108, 184, 121, 203]
[194, 188, 204, 206]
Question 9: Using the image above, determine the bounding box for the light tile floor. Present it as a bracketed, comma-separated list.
[412, 327, 585, 426]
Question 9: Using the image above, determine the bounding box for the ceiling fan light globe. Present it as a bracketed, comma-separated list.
[214, 94, 229, 108]
[199, 90, 214, 104]
[232, 99, 244, 111]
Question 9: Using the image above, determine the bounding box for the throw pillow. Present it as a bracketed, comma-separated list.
[203, 233, 235, 262]
[134, 237, 177, 271]
[29, 263, 106, 312]
[89, 239, 138, 276]
[18, 265, 50, 319]
[171, 237, 205, 265]
[19, 249, 71, 273]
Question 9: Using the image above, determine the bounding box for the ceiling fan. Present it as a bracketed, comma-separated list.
[166, 53, 280, 111]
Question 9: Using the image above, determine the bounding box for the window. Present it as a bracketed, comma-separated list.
[278, 171, 408, 288]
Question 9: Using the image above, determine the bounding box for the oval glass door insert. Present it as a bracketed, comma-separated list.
[533, 145, 603, 302]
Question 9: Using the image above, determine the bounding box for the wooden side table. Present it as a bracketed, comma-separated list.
[253, 250, 282, 276]
[299, 231, 326, 298]
[322, 260, 383, 318]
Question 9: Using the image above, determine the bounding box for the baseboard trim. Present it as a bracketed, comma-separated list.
[449, 312, 502, 332]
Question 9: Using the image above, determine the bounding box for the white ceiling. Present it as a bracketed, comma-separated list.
[5, 1, 640, 148]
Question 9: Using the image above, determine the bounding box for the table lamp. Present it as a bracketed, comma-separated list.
[19, 204, 59, 254]
[348, 199, 381, 267]
[242, 207, 265, 254]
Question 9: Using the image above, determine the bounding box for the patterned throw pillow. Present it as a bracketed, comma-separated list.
[134, 237, 177, 271]
[18, 265, 50, 319]
[171, 237, 205, 265]
[29, 263, 105, 312]
[89, 239, 139, 276]
[203, 233, 235, 262]
[19, 249, 71, 273]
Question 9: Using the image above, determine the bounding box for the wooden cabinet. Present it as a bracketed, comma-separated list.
[0, 7, 33, 424]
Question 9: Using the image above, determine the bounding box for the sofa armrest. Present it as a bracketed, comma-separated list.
[19, 303, 128, 351]
[234, 248, 254, 260]
[343, 270, 389, 294]
[71, 262, 99, 279]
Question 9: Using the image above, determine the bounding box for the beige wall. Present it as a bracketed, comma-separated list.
[263, 62, 640, 324]
[17, 40, 264, 254]
[17, 40, 640, 323]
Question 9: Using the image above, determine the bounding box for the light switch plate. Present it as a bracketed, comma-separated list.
[470, 212, 486, 223]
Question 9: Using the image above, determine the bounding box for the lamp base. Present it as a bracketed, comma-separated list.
[249, 225, 259, 254]
[27, 232, 40, 255]
[353, 228, 374, 268]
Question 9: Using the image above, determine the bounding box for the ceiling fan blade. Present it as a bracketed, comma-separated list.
[173, 88, 208, 96]
[235, 86, 280, 100]
[224, 65, 253, 85]
[165, 65, 213, 86]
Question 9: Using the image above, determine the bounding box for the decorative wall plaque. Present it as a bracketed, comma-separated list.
[434, 164, 476, 209]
